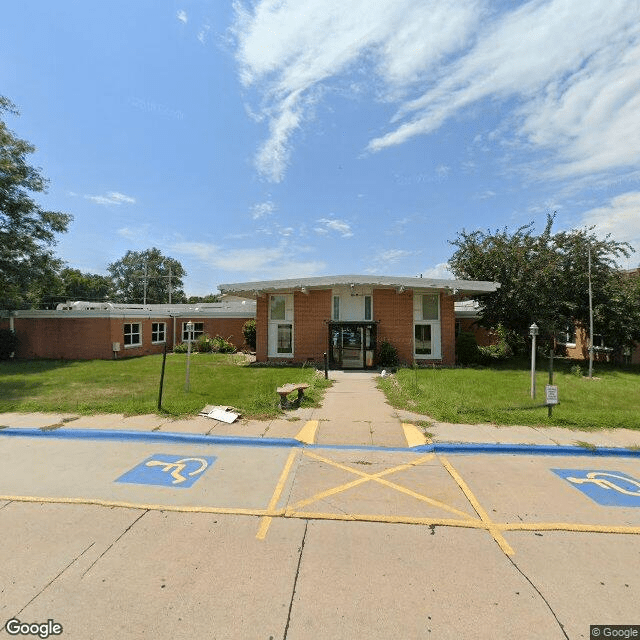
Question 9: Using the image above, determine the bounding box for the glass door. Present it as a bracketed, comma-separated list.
[341, 326, 363, 369]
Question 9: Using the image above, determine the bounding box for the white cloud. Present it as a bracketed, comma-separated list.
[250, 200, 276, 219]
[177, 10, 188, 24]
[233, 0, 640, 184]
[368, 0, 640, 181]
[232, 0, 482, 181]
[173, 241, 326, 280]
[315, 217, 353, 237]
[198, 25, 210, 44]
[580, 192, 640, 252]
[85, 191, 136, 206]
[421, 262, 453, 279]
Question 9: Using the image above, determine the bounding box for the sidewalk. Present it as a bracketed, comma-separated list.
[1, 370, 639, 449]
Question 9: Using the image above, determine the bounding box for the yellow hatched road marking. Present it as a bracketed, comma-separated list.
[256, 448, 299, 540]
[295, 420, 319, 444]
[292, 450, 476, 521]
[439, 455, 514, 556]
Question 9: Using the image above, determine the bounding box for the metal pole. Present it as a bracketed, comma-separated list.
[530, 334, 537, 399]
[185, 322, 193, 392]
[588, 245, 594, 378]
[158, 342, 168, 410]
[323, 352, 328, 379]
[548, 347, 554, 417]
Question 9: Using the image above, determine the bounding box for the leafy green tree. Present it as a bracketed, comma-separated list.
[0, 96, 72, 309]
[186, 294, 221, 303]
[54, 268, 114, 303]
[448, 214, 638, 356]
[107, 247, 186, 304]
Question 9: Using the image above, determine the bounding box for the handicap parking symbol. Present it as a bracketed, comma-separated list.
[552, 469, 640, 507]
[116, 453, 216, 489]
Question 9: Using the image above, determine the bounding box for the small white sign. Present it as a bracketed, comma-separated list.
[545, 385, 559, 405]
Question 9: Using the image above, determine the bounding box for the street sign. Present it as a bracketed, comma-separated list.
[545, 385, 559, 405]
[552, 468, 640, 507]
[116, 453, 215, 488]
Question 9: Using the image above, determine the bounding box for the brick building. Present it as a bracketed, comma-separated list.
[218, 275, 499, 368]
[0, 299, 255, 360]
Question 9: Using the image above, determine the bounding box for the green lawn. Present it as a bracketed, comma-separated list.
[378, 360, 640, 430]
[0, 354, 331, 419]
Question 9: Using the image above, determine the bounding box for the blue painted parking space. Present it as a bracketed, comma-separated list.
[552, 468, 640, 507]
[115, 453, 216, 488]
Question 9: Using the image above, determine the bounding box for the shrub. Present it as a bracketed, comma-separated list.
[378, 339, 399, 367]
[456, 331, 479, 365]
[173, 342, 188, 353]
[0, 328, 18, 360]
[211, 335, 236, 354]
[196, 334, 214, 353]
[242, 319, 256, 351]
[478, 324, 513, 364]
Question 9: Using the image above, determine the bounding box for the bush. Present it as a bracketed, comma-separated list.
[456, 331, 479, 365]
[173, 342, 188, 353]
[0, 328, 18, 360]
[211, 335, 236, 354]
[196, 334, 214, 353]
[378, 339, 399, 367]
[242, 319, 256, 351]
[478, 324, 513, 364]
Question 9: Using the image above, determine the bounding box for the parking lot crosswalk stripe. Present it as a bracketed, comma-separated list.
[295, 420, 319, 444]
[439, 455, 515, 556]
[402, 423, 429, 447]
[256, 448, 299, 540]
[500, 522, 640, 535]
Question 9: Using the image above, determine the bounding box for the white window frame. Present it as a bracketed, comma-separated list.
[152, 322, 166, 344]
[182, 322, 204, 341]
[268, 294, 294, 357]
[413, 293, 441, 359]
[124, 323, 142, 348]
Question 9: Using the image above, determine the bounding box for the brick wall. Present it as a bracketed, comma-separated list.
[293, 289, 331, 362]
[9, 314, 253, 360]
[255, 296, 269, 362]
[440, 294, 455, 365]
[373, 288, 414, 364]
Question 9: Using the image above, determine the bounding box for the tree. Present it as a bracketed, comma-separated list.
[107, 247, 186, 304]
[448, 214, 639, 356]
[52, 268, 114, 304]
[0, 96, 72, 309]
[186, 294, 221, 303]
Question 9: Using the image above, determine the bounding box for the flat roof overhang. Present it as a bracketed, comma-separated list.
[218, 274, 500, 299]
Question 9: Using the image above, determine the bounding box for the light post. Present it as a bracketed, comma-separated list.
[185, 321, 194, 392]
[529, 323, 539, 399]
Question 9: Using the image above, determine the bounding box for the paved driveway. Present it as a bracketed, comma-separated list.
[1, 429, 639, 640]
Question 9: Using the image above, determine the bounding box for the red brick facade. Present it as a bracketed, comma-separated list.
[255, 288, 457, 366]
[4, 314, 251, 360]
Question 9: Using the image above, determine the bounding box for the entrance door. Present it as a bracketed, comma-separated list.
[341, 326, 363, 369]
[329, 323, 376, 369]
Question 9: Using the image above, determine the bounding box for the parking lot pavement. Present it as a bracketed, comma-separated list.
[1, 429, 639, 639]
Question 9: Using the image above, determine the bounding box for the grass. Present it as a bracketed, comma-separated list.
[378, 359, 640, 430]
[0, 353, 332, 419]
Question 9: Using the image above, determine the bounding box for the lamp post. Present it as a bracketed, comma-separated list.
[529, 323, 539, 399]
[185, 321, 194, 392]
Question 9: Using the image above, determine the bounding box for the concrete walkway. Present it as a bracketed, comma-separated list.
[1, 369, 639, 449]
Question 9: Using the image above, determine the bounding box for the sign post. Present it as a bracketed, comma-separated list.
[185, 321, 194, 392]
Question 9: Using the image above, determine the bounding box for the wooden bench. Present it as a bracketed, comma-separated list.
[276, 383, 310, 409]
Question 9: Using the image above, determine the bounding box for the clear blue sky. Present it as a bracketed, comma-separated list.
[2, 1, 639, 296]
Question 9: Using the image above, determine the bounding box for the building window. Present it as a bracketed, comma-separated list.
[182, 322, 204, 341]
[152, 322, 166, 343]
[556, 326, 577, 346]
[414, 294, 441, 359]
[124, 323, 141, 347]
[422, 294, 439, 320]
[333, 295, 340, 320]
[269, 294, 293, 357]
[277, 324, 293, 354]
[415, 324, 432, 355]
[270, 296, 286, 320]
[364, 295, 372, 321]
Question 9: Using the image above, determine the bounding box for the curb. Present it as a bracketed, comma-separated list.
[0, 427, 639, 457]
